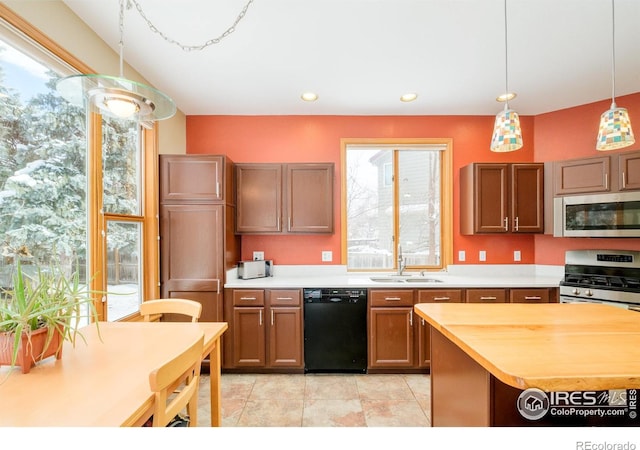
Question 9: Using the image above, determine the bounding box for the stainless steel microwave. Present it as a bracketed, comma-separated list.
[554, 191, 640, 237]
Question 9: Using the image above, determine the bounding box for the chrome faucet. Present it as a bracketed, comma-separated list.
[397, 244, 406, 276]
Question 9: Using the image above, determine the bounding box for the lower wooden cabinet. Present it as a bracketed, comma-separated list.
[415, 290, 463, 369]
[466, 288, 507, 303]
[368, 290, 415, 369]
[369, 289, 463, 371]
[509, 288, 551, 303]
[227, 289, 303, 370]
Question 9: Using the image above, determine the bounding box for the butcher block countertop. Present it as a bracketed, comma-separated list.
[414, 303, 640, 392]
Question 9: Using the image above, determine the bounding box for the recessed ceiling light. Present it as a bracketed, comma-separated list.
[400, 93, 418, 102]
[496, 92, 517, 102]
[301, 92, 318, 102]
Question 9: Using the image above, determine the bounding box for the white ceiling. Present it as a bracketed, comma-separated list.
[62, 0, 640, 116]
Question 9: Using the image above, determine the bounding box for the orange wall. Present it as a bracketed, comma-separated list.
[186, 114, 538, 265]
[533, 92, 640, 265]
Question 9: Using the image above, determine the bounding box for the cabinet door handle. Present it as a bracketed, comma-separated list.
[623, 172, 627, 189]
[384, 297, 402, 301]
[276, 297, 294, 301]
[604, 173, 608, 190]
[259, 309, 263, 326]
[504, 217, 509, 231]
[421, 318, 425, 326]
[433, 296, 450, 301]
[271, 309, 274, 326]
[409, 309, 413, 326]
[288, 217, 291, 231]
[240, 296, 257, 300]
[216, 279, 220, 294]
[514, 217, 519, 232]
[524, 296, 542, 300]
[480, 296, 497, 301]
[216, 182, 220, 198]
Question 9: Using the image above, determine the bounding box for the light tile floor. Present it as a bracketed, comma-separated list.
[197, 373, 431, 427]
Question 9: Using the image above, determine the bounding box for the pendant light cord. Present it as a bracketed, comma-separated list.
[610, 0, 617, 106]
[129, 0, 255, 52]
[503, 0, 510, 109]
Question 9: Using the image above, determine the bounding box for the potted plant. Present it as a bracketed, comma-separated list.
[0, 258, 100, 374]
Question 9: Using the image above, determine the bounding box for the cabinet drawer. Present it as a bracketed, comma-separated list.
[466, 289, 507, 303]
[269, 289, 301, 306]
[509, 288, 550, 303]
[370, 290, 414, 307]
[416, 289, 463, 303]
[232, 290, 265, 306]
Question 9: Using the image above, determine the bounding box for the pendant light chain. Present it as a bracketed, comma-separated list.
[128, 0, 255, 52]
[119, 0, 126, 78]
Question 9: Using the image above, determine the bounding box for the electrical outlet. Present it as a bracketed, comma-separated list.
[253, 251, 264, 261]
[458, 250, 466, 262]
[479, 250, 486, 262]
[321, 251, 333, 262]
[514, 250, 521, 262]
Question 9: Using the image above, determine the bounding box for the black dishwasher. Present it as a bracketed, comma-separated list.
[303, 288, 367, 373]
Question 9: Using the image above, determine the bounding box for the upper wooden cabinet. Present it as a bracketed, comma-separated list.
[235, 163, 334, 234]
[553, 150, 640, 195]
[618, 151, 640, 191]
[160, 155, 233, 203]
[553, 156, 610, 195]
[460, 163, 544, 234]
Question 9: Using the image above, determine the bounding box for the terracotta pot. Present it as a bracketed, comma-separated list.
[0, 327, 63, 374]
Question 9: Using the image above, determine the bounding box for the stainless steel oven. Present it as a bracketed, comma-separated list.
[559, 249, 640, 312]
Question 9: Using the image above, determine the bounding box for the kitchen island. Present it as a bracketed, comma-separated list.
[414, 303, 640, 426]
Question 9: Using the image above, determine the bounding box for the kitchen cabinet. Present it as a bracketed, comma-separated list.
[235, 163, 334, 234]
[460, 163, 544, 234]
[369, 288, 463, 371]
[509, 288, 551, 303]
[466, 288, 507, 303]
[618, 151, 640, 191]
[227, 289, 303, 370]
[159, 155, 239, 324]
[368, 290, 415, 369]
[554, 156, 610, 195]
[553, 151, 640, 195]
[415, 289, 463, 369]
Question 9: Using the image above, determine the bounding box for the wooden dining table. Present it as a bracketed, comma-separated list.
[0, 321, 227, 427]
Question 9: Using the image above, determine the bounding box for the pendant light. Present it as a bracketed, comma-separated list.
[596, 0, 635, 151]
[490, 0, 523, 153]
[56, 0, 176, 123]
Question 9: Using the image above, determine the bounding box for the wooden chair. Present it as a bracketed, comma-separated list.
[140, 299, 202, 322]
[148, 333, 204, 427]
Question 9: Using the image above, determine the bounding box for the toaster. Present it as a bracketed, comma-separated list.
[237, 260, 273, 279]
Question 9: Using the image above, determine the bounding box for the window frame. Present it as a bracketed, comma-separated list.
[340, 137, 453, 272]
[1, 5, 160, 321]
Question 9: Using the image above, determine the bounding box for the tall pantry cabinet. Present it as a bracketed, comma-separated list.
[159, 155, 240, 323]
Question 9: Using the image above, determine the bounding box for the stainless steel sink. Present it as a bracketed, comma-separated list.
[404, 277, 443, 283]
[369, 276, 443, 283]
[369, 276, 409, 283]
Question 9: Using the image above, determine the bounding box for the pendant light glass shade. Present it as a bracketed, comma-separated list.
[596, 0, 634, 151]
[55, 0, 176, 123]
[56, 74, 176, 122]
[596, 102, 635, 150]
[491, 0, 523, 153]
[490, 103, 523, 152]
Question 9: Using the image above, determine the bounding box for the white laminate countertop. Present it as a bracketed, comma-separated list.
[224, 264, 563, 289]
